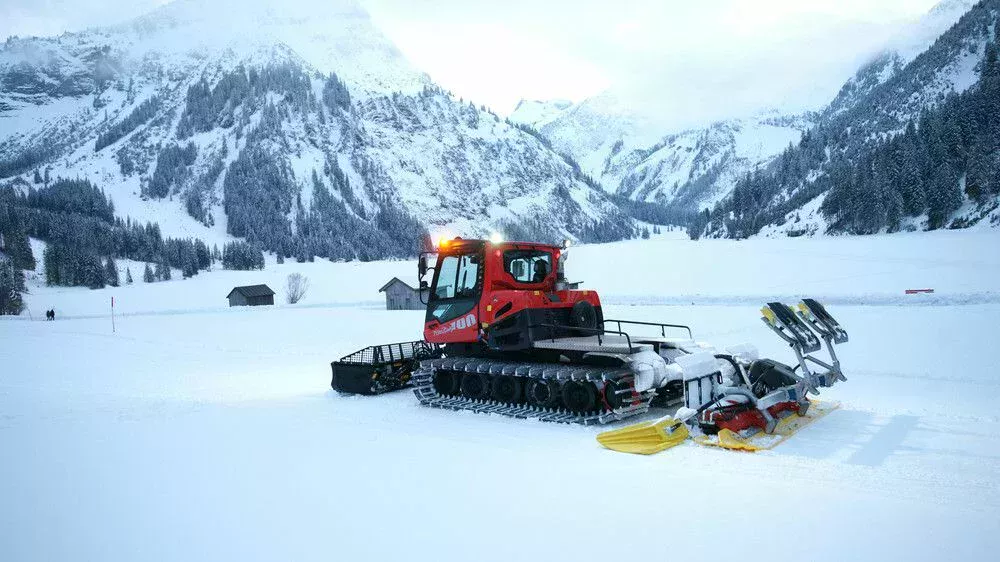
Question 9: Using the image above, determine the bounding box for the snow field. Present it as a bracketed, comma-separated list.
[3, 231, 1000, 561]
[1, 302, 998, 561]
[571, 228, 1000, 305]
[18, 227, 1000, 321]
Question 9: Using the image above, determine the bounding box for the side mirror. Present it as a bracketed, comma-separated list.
[418, 255, 427, 279]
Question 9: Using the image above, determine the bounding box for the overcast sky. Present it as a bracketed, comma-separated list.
[364, 0, 942, 124]
[2, 0, 943, 125]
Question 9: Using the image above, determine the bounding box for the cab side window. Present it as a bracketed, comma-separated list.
[504, 250, 552, 284]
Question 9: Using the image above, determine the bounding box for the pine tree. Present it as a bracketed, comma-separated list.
[83, 255, 105, 289]
[104, 257, 120, 287]
[899, 141, 926, 217]
[927, 162, 962, 229]
[143, 262, 154, 283]
[43, 244, 61, 286]
[194, 240, 211, 270]
[126, 267, 133, 284]
[161, 261, 172, 281]
[884, 185, 904, 233]
[855, 162, 886, 234]
[0, 211, 35, 271]
[182, 248, 197, 278]
[0, 256, 26, 315]
[295, 240, 307, 263]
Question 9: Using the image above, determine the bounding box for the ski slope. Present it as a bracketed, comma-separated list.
[2, 231, 999, 561]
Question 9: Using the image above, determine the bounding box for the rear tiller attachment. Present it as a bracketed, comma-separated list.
[696, 299, 849, 438]
[760, 298, 848, 393]
[599, 299, 850, 454]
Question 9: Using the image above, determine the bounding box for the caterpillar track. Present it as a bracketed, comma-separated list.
[412, 357, 656, 425]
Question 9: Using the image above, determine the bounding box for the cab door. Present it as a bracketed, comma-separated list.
[424, 250, 484, 343]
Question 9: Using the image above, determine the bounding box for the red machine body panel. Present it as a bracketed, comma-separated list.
[422, 239, 600, 347]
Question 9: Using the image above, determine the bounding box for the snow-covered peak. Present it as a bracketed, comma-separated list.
[824, 0, 978, 119]
[890, 0, 978, 62]
[540, 90, 666, 168]
[137, 0, 428, 94]
[928, 0, 979, 16]
[508, 99, 572, 129]
[3, 0, 429, 98]
[137, 0, 368, 25]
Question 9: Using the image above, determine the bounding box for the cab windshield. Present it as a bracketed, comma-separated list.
[427, 250, 482, 324]
[433, 253, 480, 299]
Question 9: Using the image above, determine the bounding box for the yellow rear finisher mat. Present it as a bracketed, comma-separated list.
[694, 400, 840, 452]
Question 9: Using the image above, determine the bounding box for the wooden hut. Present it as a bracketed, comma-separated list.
[227, 284, 275, 307]
[379, 277, 429, 310]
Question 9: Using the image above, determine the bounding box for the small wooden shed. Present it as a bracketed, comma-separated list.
[227, 284, 275, 307]
[379, 277, 429, 310]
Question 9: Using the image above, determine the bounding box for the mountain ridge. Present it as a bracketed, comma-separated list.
[698, 0, 1000, 238]
[0, 0, 635, 262]
[513, 0, 982, 222]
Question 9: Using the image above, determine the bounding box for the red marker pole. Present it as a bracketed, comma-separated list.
[111, 296, 116, 333]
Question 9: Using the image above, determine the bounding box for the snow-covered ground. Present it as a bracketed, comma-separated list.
[17, 227, 1000, 319]
[3, 231, 999, 561]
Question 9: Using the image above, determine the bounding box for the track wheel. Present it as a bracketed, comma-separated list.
[460, 372, 492, 401]
[433, 370, 461, 396]
[525, 379, 561, 409]
[562, 380, 598, 413]
[603, 379, 632, 410]
[491, 376, 523, 404]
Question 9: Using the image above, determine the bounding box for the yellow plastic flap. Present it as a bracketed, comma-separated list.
[597, 418, 690, 455]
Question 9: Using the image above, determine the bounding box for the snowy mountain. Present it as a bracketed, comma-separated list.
[0, 0, 633, 261]
[895, 0, 982, 60]
[824, 0, 979, 118]
[508, 98, 571, 129]
[510, 90, 662, 187]
[510, 88, 815, 213]
[514, 0, 981, 220]
[607, 111, 814, 211]
[509, 81, 818, 215]
[700, 0, 1000, 238]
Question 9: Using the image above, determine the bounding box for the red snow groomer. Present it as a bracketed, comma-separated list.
[331, 237, 849, 446]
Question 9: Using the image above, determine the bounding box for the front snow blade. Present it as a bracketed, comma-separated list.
[596, 417, 690, 455]
[695, 400, 840, 452]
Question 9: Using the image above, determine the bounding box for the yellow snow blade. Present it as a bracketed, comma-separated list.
[596, 418, 690, 455]
[716, 429, 764, 452]
[695, 400, 840, 452]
